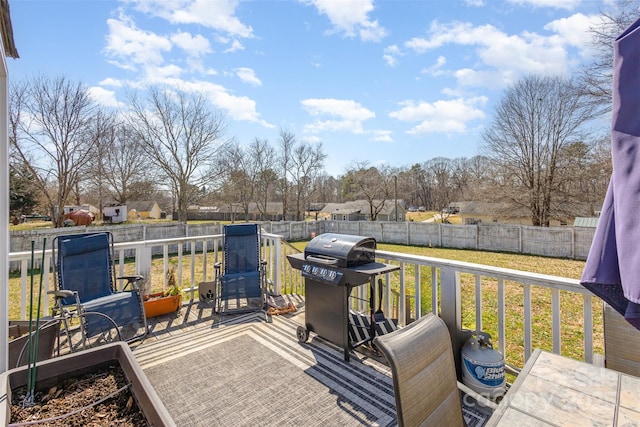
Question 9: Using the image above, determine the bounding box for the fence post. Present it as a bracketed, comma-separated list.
[519, 225, 523, 253]
[406, 221, 410, 246]
[475, 224, 479, 250]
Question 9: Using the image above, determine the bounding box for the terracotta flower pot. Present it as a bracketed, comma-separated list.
[143, 293, 182, 318]
[0, 342, 175, 426]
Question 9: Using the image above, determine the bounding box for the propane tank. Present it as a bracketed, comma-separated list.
[461, 331, 506, 400]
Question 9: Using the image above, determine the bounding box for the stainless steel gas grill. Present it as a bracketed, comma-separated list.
[287, 233, 399, 361]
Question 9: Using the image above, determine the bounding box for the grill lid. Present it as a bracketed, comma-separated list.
[304, 233, 376, 268]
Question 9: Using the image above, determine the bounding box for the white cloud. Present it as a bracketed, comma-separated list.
[119, 75, 272, 128]
[389, 97, 487, 135]
[224, 39, 245, 53]
[303, 0, 388, 42]
[104, 13, 172, 70]
[383, 44, 402, 67]
[170, 31, 212, 57]
[145, 64, 184, 80]
[88, 86, 122, 108]
[507, 0, 581, 10]
[304, 135, 322, 144]
[235, 67, 262, 86]
[402, 19, 590, 88]
[465, 0, 485, 6]
[302, 98, 375, 120]
[421, 56, 447, 76]
[124, 0, 250, 58]
[99, 78, 124, 88]
[172, 79, 272, 127]
[372, 130, 393, 142]
[544, 13, 600, 58]
[301, 98, 375, 134]
[127, 0, 254, 38]
[454, 68, 518, 89]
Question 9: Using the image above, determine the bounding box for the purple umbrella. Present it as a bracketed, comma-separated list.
[581, 17, 640, 329]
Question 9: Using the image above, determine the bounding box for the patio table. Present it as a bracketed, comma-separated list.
[486, 348, 640, 426]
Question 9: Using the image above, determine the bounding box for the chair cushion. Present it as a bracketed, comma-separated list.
[82, 291, 143, 338]
[221, 271, 261, 299]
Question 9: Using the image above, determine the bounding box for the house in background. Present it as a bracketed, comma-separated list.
[188, 202, 285, 221]
[127, 201, 162, 220]
[322, 200, 405, 221]
[455, 201, 577, 227]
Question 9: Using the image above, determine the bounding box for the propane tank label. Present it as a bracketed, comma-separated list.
[463, 356, 505, 387]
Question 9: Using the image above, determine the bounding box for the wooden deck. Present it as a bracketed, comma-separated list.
[131, 294, 307, 350]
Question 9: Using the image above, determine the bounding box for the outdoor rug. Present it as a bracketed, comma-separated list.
[133, 311, 490, 426]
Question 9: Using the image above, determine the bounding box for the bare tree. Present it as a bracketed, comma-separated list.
[463, 155, 494, 201]
[217, 142, 253, 221]
[581, 0, 640, 112]
[288, 141, 326, 221]
[97, 120, 151, 205]
[342, 162, 394, 221]
[313, 174, 341, 205]
[406, 163, 434, 209]
[423, 157, 455, 211]
[482, 75, 595, 226]
[126, 87, 228, 221]
[277, 129, 295, 220]
[10, 76, 99, 227]
[248, 138, 277, 220]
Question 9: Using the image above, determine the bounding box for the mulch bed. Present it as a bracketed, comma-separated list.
[10, 365, 148, 426]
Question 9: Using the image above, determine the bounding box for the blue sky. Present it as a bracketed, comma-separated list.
[7, 0, 611, 176]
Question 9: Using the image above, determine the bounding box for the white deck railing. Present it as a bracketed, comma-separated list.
[8, 232, 596, 370]
[374, 250, 595, 369]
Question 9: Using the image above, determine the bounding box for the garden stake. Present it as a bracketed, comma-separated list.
[23, 241, 36, 406]
[23, 239, 46, 407]
[31, 239, 47, 394]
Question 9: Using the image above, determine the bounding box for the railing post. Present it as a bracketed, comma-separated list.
[272, 237, 283, 295]
[440, 267, 467, 379]
[440, 267, 462, 335]
[136, 245, 153, 291]
[398, 262, 406, 327]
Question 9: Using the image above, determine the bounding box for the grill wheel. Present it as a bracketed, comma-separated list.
[296, 326, 309, 343]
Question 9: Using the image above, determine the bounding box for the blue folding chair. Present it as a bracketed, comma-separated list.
[215, 224, 267, 314]
[51, 232, 147, 350]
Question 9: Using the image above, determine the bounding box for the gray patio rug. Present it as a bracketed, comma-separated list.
[133, 311, 489, 426]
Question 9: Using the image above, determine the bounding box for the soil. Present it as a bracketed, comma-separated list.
[10, 365, 148, 426]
